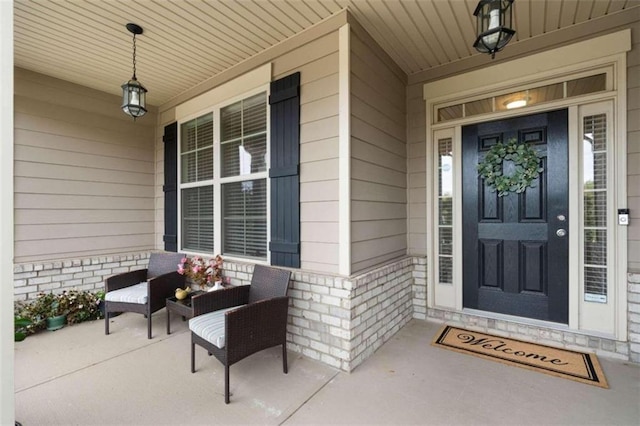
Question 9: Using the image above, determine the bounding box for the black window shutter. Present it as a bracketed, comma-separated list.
[163, 122, 178, 252]
[269, 72, 301, 268]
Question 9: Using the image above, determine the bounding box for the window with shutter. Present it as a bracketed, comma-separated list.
[177, 91, 268, 260]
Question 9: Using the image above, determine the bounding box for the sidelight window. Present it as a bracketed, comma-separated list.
[582, 113, 608, 303]
[437, 137, 454, 285]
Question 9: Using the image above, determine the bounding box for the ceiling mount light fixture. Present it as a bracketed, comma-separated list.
[121, 23, 147, 120]
[506, 98, 527, 109]
[473, 0, 516, 59]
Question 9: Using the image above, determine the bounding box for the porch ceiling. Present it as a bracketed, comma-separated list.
[13, 0, 640, 107]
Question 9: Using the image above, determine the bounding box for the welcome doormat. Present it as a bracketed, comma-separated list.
[432, 325, 608, 388]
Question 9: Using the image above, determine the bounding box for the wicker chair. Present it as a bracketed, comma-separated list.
[189, 264, 291, 404]
[104, 252, 185, 339]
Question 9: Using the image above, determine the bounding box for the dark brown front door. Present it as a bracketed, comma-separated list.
[462, 110, 569, 323]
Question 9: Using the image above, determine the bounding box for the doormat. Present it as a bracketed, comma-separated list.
[432, 325, 608, 388]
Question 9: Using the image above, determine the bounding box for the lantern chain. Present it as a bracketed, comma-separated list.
[132, 32, 137, 80]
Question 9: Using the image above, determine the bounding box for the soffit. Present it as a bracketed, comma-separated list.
[13, 0, 640, 107]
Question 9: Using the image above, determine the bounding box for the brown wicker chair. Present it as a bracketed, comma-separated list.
[104, 252, 185, 339]
[189, 264, 291, 403]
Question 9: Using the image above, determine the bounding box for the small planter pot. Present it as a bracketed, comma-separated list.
[46, 314, 67, 331]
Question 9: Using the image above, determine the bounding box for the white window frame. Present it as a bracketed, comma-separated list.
[177, 84, 271, 263]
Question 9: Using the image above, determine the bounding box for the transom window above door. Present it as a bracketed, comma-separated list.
[179, 91, 269, 260]
[435, 72, 607, 123]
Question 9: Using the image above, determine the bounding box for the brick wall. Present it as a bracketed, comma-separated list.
[13, 253, 640, 368]
[201, 256, 415, 371]
[13, 253, 150, 301]
[412, 257, 427, 320]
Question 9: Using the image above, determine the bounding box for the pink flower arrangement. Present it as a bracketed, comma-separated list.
[177, 255, 223, 289]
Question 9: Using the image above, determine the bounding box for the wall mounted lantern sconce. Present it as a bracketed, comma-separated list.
[121, 23, 147, 120]
[473, 0, 515, 59]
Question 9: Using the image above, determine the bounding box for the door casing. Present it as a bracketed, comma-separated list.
[423, 30, 630, 340]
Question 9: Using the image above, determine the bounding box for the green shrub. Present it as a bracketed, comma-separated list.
[14, 289, 104, 334]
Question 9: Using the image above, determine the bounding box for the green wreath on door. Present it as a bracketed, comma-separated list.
[477, 139, 543, 197]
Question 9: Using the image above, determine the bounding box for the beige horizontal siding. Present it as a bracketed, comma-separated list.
[15, 222, 153, 241]
[300, 201, 339, 222]
[406, 82, 428, 256]
[349, 25, 407, 274]
[14, 177, 151, 199]
[301, 116, 339, 144]
[300, 159, 339, 183]
[14, 68, 156, 263]
[15, 235, 154, 260]
[301, 137, 339, 163]
[14, 209, 154, 225]
[627, 25, 640, 271]
[285, 33, 340, 275]
[14, 143, 153, 175]
[14, 159, 154, 186]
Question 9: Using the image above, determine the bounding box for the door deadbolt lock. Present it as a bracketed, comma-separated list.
[556, 229, 567, 237]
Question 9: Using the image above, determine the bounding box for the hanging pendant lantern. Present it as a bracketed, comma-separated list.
[473, 0, 515, 59]
[121, 23, 147, 120]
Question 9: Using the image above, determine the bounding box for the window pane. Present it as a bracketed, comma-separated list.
[584, 191, 607, 227]
[437, 104, 463, 122]
[465, 98, 492, 116]
[583, 113, 608, 303]
[243, 92, 267, 135]
[221, 94, 267, 178]
[221, 103, 242, 141]
[181, 186, 214, 252]
[181, 113, 213, 183]
[222, 179, 267, 258]
[585, 266, 607, 299]
[584, 229, 606, 265]
[439, 228, 452, 255]
[439, 138, 453, 197]
[439, 257, 453, 284]
[221, 139, 241, 177]
[244, 134, 267, 173]
[439, 198, 452, 226]
[181, 152, 196, 183]
[437, 137, 454, 286]
[528, 83, 564, 104]
[568, 74, 606, 97]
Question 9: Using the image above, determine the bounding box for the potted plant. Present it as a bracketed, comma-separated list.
[14, 316, 32, 342]
[177, 254, 224, 291]
[45, 292, 70, 331]
[14, 292, 57, 333]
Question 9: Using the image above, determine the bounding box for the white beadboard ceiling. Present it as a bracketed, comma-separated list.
[14, 0, 640, 107]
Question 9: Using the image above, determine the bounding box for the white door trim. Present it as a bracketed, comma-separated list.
[423, 30, 630, 340]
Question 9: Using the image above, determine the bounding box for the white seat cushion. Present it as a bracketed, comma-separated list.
[189, 306, 245, 349]
[105, 282, 148, 304]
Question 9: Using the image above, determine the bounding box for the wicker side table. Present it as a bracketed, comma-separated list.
[166, 291, 204, 334]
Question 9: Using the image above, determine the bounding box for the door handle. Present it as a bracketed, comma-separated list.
[556, 229, 567, 237]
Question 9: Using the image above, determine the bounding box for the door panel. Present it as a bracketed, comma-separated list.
[462, 110, 569, 323]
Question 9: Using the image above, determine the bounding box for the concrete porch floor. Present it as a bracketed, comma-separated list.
[15, 312, 640, 425]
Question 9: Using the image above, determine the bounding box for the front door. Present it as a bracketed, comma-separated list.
[462, 110, 569, 323]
